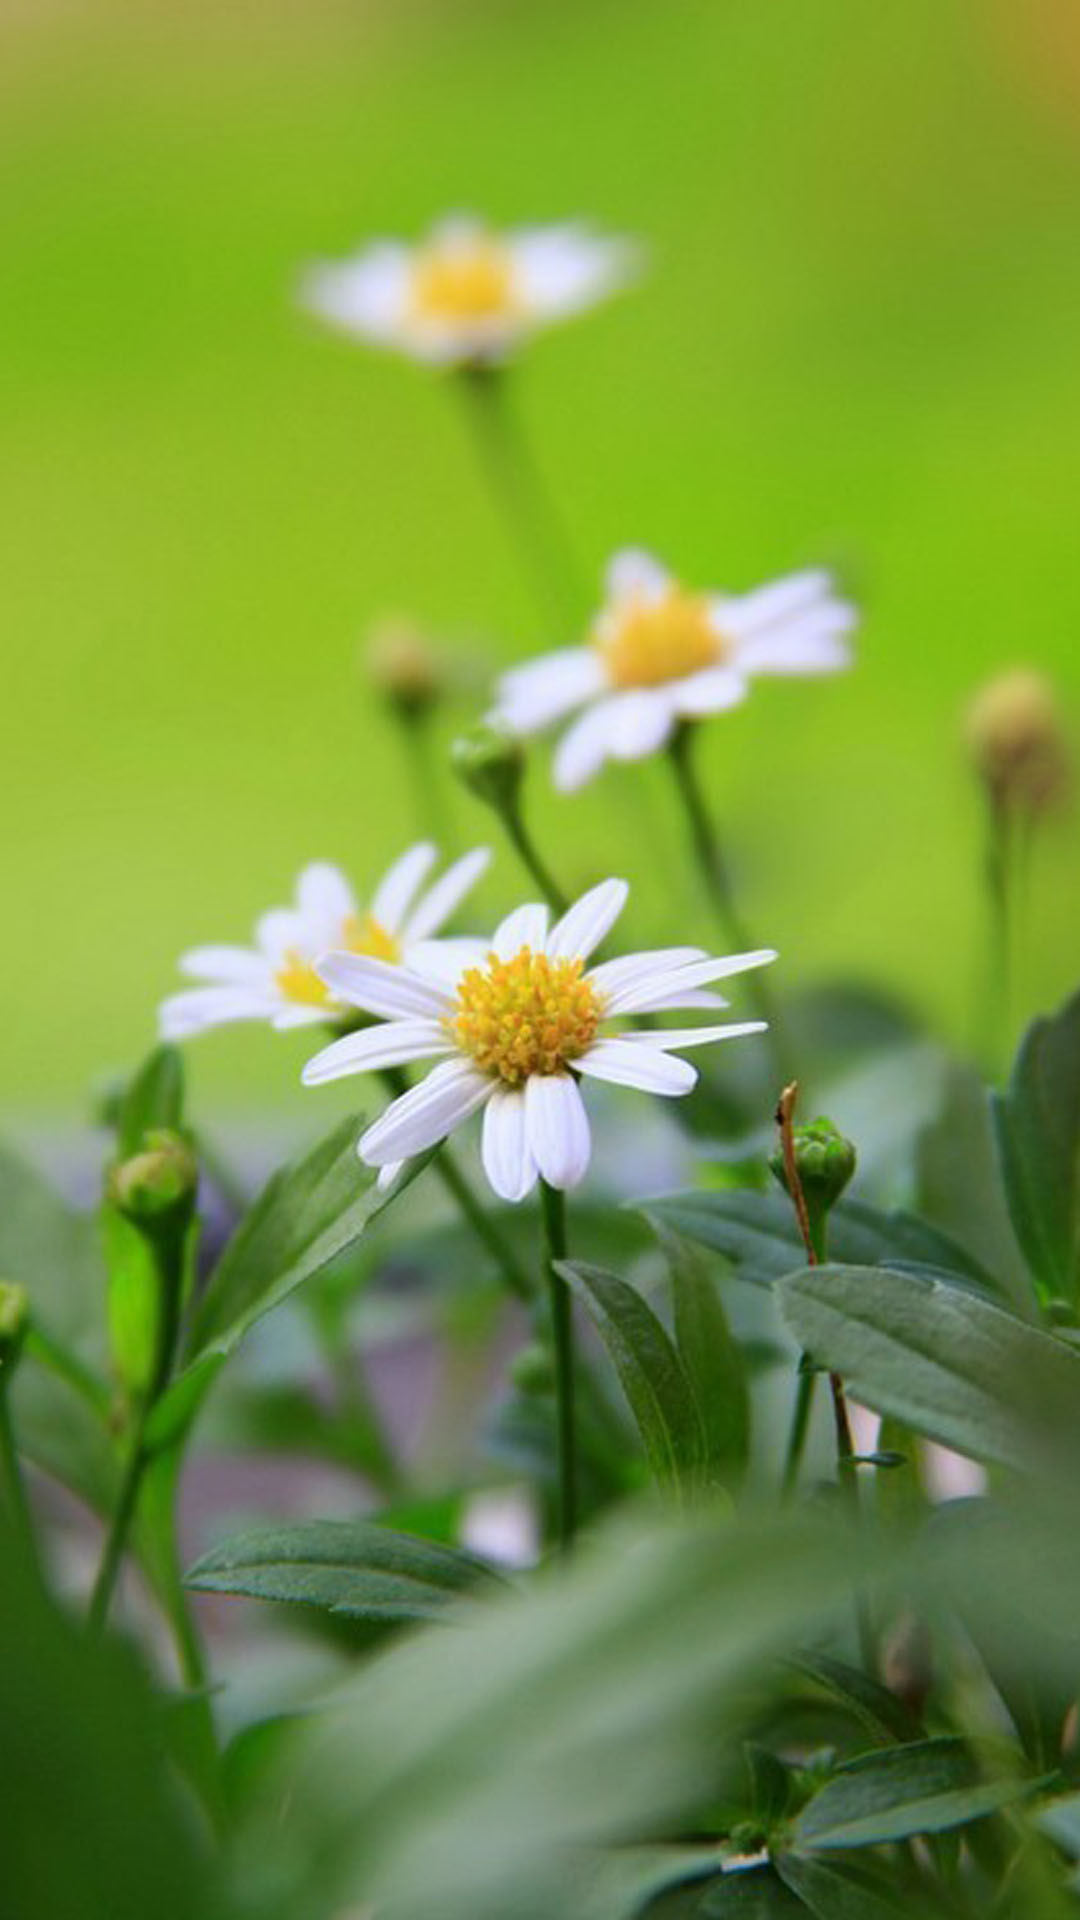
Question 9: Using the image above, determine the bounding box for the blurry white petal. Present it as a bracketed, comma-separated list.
[403, 847, 491, 942]
[553, 701, 622, 792]
[496, 650, 606, 732]
[301, 244, 412, 344]
[734, 608, 855, 676]
[377, 1160, 406, 1192]
[510, 224, 638, 321]
[651, 988, 729, 1011]
[178, 945, 270, 986]
[360, 1059, 493, 1165]
[525, 1073, 591, 1189]
[606, 948, 778, 1014]
[548, 878, 628, 962]
[587, 947, 705, 998]
[620, 1021, 767, 1050]
[405, 937, 489, 989]
[159, 986, 277, 1040]
[369, 843, 438, 935]
[481, 1087, 537, 1203]
[316, 953, 452, 1019]
[301, 1020, 452, 1087]
[493, 902, 550, 959]
[577, 1040, 696, 1096]
[271, 1004, 335, 1030]
[296, 862, 356, 940]
[671, 666, 748, 719]
[606, 548, 671, 605]
[256, 908, 306, 960]
[721, 569, 834, 637]
[554, 691, 674, 791]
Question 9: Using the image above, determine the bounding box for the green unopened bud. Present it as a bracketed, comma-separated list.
[0, 1281, 29, 1371]
[966, 668, 1069, 819]
[108, 1128, 198, 1231]
[366, 616, 446, 719]
[451, 718, 525, 814]
[509, 1341, 554, 1396]
[769, 1116, 856, 1216]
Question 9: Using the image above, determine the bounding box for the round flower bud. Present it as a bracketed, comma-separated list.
[0, 1280, 29, 1370]
[509, 1341, 554, 1396]
[965, 668, 1069, 817]
[451, 718, 525, 814]
[108, 1128, 198, 1230]
[769, 1116, 856, 1216]
[365, 616, 445, 719]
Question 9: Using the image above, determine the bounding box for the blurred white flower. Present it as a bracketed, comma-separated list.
[159, 845, 490, 1040]
[302, 878, 774, 1203]
[301, 215, 637, 367]
[494, 548, 857, 790]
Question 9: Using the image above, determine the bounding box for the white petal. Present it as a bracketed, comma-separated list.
[481, 1088, 538, 1203]
[256, 908, 306, 961]
[402, 847, 491, 942]
[376, 1159, 406, 1191]
[576, 1040, 696, 1096]
[495, 650, 606, 733]
[492, 902, 550, 959]
[547, 878, 629, 962]
[158, 985, 278, 1039]
[720, 569, 835, 637]
[301, 1020, 452, 1086]
[605, 547, 671, 606]
[650, 988, 730, 1010]
[404, 937, 489, 990]
[178, 945, 270, 986]
[369, 843, 438, 936]
[315, 953, 452, 1020]
[586, 947, 706, 998]
[509, 225, 638, 322]
[552, 701, 623, 792]
[270, 1004, 333, 1030]
[734, 610, 855, 676]
[524, 1073, 591, 1190]
[359, 1058, 493, 1165]
[620, 1021, 767, 1050]
[605, 948, 778, 1014]
[608, 689, 679, 761]
[295, 863, 356, 941]
[670, 666, 748, 719]
[300, 244, 413, 344]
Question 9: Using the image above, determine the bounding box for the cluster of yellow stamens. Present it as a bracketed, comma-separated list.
[410, 236, 518, 323]
[276, 913, 401, 1008]
[449, 947, 604, 1086]
[598, 585, 723, 690]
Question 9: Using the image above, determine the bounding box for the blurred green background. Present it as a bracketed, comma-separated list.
[3, 0, 1078, 1117]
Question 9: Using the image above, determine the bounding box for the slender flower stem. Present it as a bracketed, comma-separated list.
[981, 789, 1013, 1074]
[539, 1180, 577, 1555]
[781, 1365, 816, 1498]
[396, 710, 449, 847]
[456, 364, 585, 625]
[500, 794, 569, 916]
[0, 1379, 38, 1572]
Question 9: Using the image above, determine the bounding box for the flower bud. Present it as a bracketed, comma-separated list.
[107, 1128, 198, 1231]
[451, 717, 525, 814]
[0, 1280, 29, 1371]
[509, 1341, 554, 1396]
[769, 1115, 856, 1216]
[365, 616, 445, 719]
[966, 668, 1069, 818]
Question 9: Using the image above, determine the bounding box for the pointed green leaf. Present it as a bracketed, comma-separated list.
[698, 1867, 808, 1915]
[115, 1044, 185, 1157]
[791, 1652, 922, 1746]
[993, 988, 1080, 1304]
[780, 1263, 1080, 1470]
[918, 1062, 1031, 1310]
[776, 1854, 908, 1919]
[655, 1224, 749, 1491]
[792, 1737, 1038, 1850]
[557, 1259, 707, 1496]
[186, 1519, 507, 1621]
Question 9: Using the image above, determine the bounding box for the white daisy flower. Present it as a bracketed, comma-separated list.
[159, 844, 491, 1041]
[493, 548, 858, 791]
[301, 878, 774, 1204]
[301, 215, 637, 368]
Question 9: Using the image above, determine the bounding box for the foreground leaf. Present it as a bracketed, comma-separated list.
[792, 1737, 1037, 1850]
[993, 989, 1080, 1305]
[558, 1260, 707, 1497]
[186, 1519, 506, 1621]
[775, 1854, 908, 1919]
[780, 1264, 1080, 1470]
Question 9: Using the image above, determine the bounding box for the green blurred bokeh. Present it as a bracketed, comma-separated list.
[3, 0, 1078, 1116]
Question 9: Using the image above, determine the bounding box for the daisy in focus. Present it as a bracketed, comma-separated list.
[159, 845, 490, 1040]
[301, 878, 775, 1203]
[494, 548, 857, 791]
[301, 215, 637, 368]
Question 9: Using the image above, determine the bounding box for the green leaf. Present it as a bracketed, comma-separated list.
[115, 1044, 185, 1157]
[775, 1854, 908, 1919]
[780, 1263, 1080, 1470]
[185, 1519, 507, 1621]
[917, 1061, 1031, 1311]
[653, 1225, 749, 1492]
[993, 988, 1080, 1304]
[792, 1737, 1038, 1850]
[185, 1115, 426, 1363]
[698, 1868, 808, 1916]
[557, 1260, 707, 1497]
[644, 1190, 995, 1294]
[790, 1652, 922, 1746]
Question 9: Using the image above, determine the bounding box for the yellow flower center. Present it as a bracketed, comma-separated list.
[449, 947, 603, 1087]
[410, 236, 517, 324]
[599, 586, 722, 690]
[275, 914, 401, 1008]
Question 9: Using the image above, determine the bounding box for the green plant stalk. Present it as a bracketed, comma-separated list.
[540, 1180, 577, 1555]
[981, 788, 1013, 1075]
[0, 1375, 38, 1572]
[781, 1366, 816, 1496]
[395, 706, 449, 847]
[457, 363, 584, 625]
[499, 792, 570, 916]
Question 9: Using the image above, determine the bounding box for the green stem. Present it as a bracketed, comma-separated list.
[457, 364, 585, 625]
[0, 1378, 38, 1571]
[540, 1180, 576, 1555]
[396, 709, 449, 846]
[501, 796, 570, 916]
[781, 1366, 816, 1497]
[981, 789, 1013, 1074]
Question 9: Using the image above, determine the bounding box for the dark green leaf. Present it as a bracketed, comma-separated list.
[791, 1652, 922, 1746]
[918, 1062, 1031, 1311]
[558, 1260, 707, 1496]
[185, 1115, 426, 1362]
[793, 1737, 1038, 1849]
[657, 1226, 749, 1491]
[775, 1854, 908, 1919]
[186, 1518, 506, 1620]
[780, 1264, 1080, 1470]
[115, 1044, 185, 1157]
[698, 1867, 808, 1916]
[993, 988, 1080, 1304]
[645, 1191, 994, 1294]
